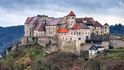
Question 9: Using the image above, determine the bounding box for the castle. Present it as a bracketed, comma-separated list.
[24, 11, 109, 54]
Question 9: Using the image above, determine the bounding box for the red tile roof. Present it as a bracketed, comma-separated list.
[68, 11, 75, 16]
[57, 28, 69, 33]
[72, 24, 81, 29]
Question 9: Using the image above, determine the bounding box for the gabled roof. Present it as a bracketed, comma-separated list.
[83, 17, 93, 21]
[34, 23, 45, 31]
[76, 18, 83, 23]
[89, 45, 104, 50]
[79, 23, 90, 29]
[25, 16, 39, 25]
[68, 11, 76, 16]
[57, 28, 69, 33]
[46, 18, 61, 26]
[89, 45, 98, 51]
[25, 17, 33, 24]
[93, 21, 103, 27]
[72, 24, 81, 29]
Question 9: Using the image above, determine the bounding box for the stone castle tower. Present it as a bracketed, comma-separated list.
[66, 11, 76, 28]
[103, 23, 109, 35]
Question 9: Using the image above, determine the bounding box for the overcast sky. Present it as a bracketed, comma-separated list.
[0, 0, 124, 27]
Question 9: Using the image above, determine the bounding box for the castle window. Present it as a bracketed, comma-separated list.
[79, 32, 81, 35]
[71, 33, 72, 35]
[72, 17, 74, 19]
[65, 26, 67, 28]
[70, 38, 72, 40]
[66, 38, 67, 40]
[78, 38, 81, 40]
[63, 38, 64, 40]
[105, 27, 107, 29]
[96, 31, 98, 35]
[74, 33, 75, 35]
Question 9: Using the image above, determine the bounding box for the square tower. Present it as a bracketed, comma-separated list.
[66, 11, 76, 28]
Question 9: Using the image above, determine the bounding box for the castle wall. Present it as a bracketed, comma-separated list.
[34, 30, 45, 37]
[81, 41, 109, 51]
[81, 43, 92, 50]
[24, 24, 36, 37]
[60, 40, 77, 53]
[101, 41, 109, 49]
[66, 16, 76, 28]
[45, 26, 57, 37]
[58, 29, 91, 44]
[110, 39, 124, 48]
[92, 27, 103, 35]
[24, 24, 31, 37]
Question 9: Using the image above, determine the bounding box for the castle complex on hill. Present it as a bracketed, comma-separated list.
[23, 11, 110, 54]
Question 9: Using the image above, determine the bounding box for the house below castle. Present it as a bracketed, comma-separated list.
[23, 11, 110, 54]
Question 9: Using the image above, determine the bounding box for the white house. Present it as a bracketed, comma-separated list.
[89, 45, 104, 58]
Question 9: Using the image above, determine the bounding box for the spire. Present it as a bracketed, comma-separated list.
[68, 11, 76, 16]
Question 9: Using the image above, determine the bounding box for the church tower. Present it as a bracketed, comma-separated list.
[66, 11, 76, 28]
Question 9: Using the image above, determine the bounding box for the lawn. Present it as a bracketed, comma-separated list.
[105, 48, 124, 60]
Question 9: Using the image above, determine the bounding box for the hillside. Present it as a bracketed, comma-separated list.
[0, 25, 24, 54]
[110, 24, 124, 36]
[0, 43, 124, 70]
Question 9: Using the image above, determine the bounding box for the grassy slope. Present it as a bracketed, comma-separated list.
[0, 43, 124, 70]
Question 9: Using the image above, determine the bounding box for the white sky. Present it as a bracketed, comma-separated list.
[0, 0, 124, 27]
